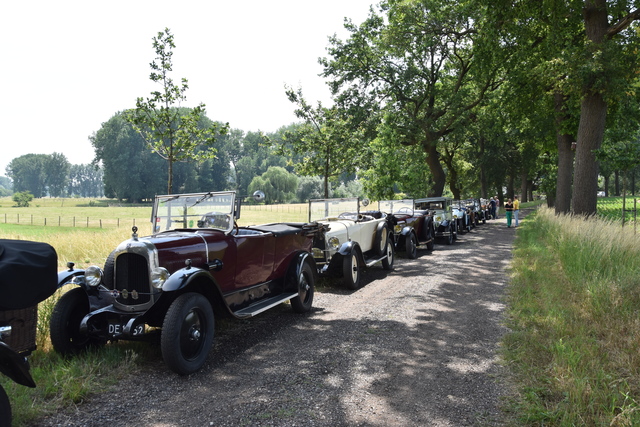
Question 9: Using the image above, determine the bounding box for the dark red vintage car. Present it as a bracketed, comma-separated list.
[378, 199, 435, 259]
[51, 191, 325, 375]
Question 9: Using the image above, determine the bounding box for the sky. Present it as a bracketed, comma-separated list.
[0, 0, 375, 177]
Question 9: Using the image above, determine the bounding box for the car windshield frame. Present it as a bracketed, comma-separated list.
[151, 191, 236, 234]
[309, 197, 362, 222]
[378, 199, 415, 215]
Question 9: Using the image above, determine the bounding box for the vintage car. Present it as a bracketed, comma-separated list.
[309, 197, 394, 290]
[414, 197, 457, 244]
[464, 198, 487, 226]
[452, 201, 472, 234]
[51, 191, 325, 375]
[378, 199, 435, 259]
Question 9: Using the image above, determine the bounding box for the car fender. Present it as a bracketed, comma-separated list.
[337, 240, 357, 257]
[57, 269, 85, 289]
[286, 252, 318, 291]
[0, 341, 35, 388]
[162, 266, 214, 292]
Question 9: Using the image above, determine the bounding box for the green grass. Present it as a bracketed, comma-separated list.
[596, 196, 640, 225]
[504, 207, 640, 425]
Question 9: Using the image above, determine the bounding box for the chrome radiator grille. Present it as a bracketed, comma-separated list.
[115, 253, 151, 305]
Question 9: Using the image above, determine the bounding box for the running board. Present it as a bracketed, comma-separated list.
[364, 254, 387, 268]
[233, 292, 298, 318]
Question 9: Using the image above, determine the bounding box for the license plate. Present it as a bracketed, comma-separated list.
[108, 321, 145, 337]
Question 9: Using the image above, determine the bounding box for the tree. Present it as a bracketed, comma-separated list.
[281, 87, 369, 198]
[7, 154, 52, 197]
[68, 164, 104, 198]
[12, 191, 33, 207]
[45, 152, 70, 197]
[126, 28, 228, 194]
[91, 112, 166, 202]
[321, 0, 503, 196]
[248, 166, 298, 204]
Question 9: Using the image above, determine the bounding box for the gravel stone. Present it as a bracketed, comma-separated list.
[35, 211, 526, 427]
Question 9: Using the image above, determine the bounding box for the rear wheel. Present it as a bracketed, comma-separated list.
[405, 233, 417, 259]
[290, 262, 315, 313]
[342, 249, 361, 290]
[161, 293, 215, 375]
[0, 384, 11, 427]
[50, 287, 105, 355]
[382, 237, 394, 270]
[374, 225, 389, 256]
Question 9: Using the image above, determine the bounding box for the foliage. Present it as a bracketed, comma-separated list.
[6, 153, 70, 198]
[321, 0, 504, 196]
[296, 176, 326, 203]
[67, 164, 104, 198]
[12, 191, 33, 207]
[126, 28, 228, 194]
[281, 87, 369, 198]
[248, 166, 298, 204]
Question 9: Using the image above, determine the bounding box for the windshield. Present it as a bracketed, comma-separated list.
[378, 199, 414, 215]
[309, 198, 360, 221]
[152, 191, 235, 233]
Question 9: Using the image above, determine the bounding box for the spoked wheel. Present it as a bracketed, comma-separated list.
[161, 293, 215, 375]
[50, 287, 105, 355]
[290, 262, 315, 313]
[405, 233, 417, 259]
[382, 237, 395, 270]
[0, 384, 11, 427]
[342, 249, 361, 290]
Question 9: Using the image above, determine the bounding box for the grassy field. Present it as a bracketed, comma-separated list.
[504, 207, 640, 425]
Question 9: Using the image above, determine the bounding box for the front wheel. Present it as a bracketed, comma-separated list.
[446, 227, 454, 245]
[290, 262, 315, 313]
[382, 237, 395, 270]
[50, 287, 105, 355]
[342, 249, 361, 290]
[405, 233, 418, 259]
[0, 384, 11, 427]
[161, 293, 215, 375]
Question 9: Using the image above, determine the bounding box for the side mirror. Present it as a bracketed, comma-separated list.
[252, 191, 265, 202]
[360, 198, 370, 207]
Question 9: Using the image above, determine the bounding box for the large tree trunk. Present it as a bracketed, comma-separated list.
[554, 93, 575, 214]
[520, 171, 528, 202]
[423, 142, 446, 196]
[572, 0, 609, 216]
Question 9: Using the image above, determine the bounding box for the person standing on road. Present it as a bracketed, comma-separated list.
[489, 197, 496, 220]
[494, 196, 500, 219]
[505, 198, 514, 227]
[513, 196, 520, 227]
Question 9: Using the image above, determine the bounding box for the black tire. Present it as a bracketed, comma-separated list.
[342, 249, 361, 290]
[374, 224, 389, 256]
[161, 293, 215, 375]
[0, 384, 11, 427]
[405, 233, 418, 259]
[290, 262, 315, 313]
[426, 222, 435, 251]
[446, 227, 454, 245]
[382, 237, 394, 270]
[50, 287, 105, 355]
[103, 251, 116, 288]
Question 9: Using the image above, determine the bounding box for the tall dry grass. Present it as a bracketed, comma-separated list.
[505, 207, 640, 425]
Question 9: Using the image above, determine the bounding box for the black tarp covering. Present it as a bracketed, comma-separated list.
[0, 239, 58, 310]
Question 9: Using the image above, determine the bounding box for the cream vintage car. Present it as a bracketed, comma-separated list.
[309, 198, 394, 289]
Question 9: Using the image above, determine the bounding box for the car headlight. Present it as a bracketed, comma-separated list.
[394, 225, 402, 234]
[312, 247, 324, 258]
[435, 215, 442, 222]
[328, 236, 340, 250]
[453, 214, 458, 219]
[150, 267, 170, 289]
[85, 265, 103, 287]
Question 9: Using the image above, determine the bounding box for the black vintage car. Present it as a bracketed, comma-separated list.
[51, 191, 326, 375]
[378, 199, 435, 259]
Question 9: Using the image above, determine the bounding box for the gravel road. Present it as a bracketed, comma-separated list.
[37, 213, 522, 427]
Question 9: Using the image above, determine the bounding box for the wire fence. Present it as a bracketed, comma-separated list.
[0, 203, 311, 229]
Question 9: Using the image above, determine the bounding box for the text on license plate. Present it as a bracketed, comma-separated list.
[108, 322, 145, 336]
